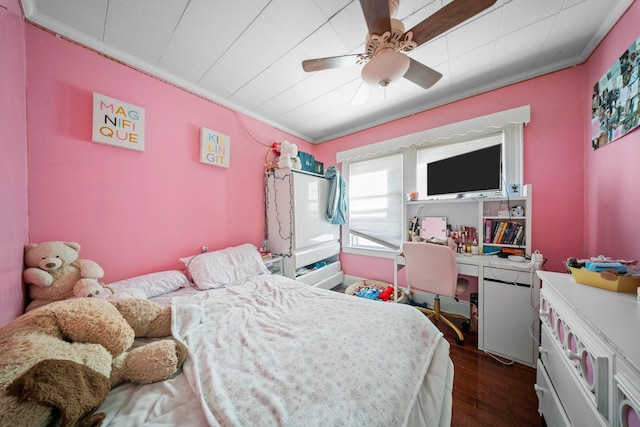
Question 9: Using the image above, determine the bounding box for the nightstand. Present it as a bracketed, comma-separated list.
[263, 256, 283, 276]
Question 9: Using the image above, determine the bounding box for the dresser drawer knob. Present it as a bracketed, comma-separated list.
[566, 350, 580, 361]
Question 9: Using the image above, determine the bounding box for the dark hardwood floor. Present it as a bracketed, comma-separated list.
[331, 286, 543, 426]
[438, 317, 544, 427]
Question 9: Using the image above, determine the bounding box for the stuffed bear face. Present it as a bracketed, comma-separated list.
[279, 140, 298, 157]
[24, 241, 81, 272]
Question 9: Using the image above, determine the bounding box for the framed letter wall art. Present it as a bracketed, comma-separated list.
[92, 92, 145, 151]
[200, 127, 230, 168]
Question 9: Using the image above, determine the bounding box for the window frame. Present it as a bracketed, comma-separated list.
[342, 150, 405, 258]
[338, 107, 528, 259]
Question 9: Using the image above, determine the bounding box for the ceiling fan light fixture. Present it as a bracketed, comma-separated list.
[361, 48, 410, 87]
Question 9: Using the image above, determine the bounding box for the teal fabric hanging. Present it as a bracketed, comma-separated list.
[325, 166, 347, 225]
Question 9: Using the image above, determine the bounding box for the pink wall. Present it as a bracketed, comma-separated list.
[2, 0, 636, 325]
[583, 2, 640, 260]
[316, 1, 640, 284]
[24, 25, 313, 284]
[0, 1, 29, 326]
[316, 67, 587, 283]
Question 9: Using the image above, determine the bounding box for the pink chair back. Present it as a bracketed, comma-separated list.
[403, 242, 458, 298]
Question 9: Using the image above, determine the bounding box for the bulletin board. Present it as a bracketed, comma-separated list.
[591, 36, 640, 150]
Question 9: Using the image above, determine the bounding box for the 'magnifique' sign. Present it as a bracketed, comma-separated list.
[92, 92, 145, 151]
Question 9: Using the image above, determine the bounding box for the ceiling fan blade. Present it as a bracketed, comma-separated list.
[302, 54, 364, 72]
[404, 58, 442, 89]
[405, 0, 496, 47]
[359, 0, 391, 36]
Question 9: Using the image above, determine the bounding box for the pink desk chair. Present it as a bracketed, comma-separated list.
[403, 242, 470, 345]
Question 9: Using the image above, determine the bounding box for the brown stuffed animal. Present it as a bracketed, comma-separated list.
[0, 298, 186, 427]
[23, 241, 105, 312]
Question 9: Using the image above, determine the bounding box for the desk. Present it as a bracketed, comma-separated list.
[394, 252, 540, 367]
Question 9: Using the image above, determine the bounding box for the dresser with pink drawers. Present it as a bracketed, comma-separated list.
[536, 271, 640, 427]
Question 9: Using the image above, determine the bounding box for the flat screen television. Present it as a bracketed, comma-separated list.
[426, 144, 502, 197]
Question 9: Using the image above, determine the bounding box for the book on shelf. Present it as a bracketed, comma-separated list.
[504, 223, 519, 244]
[484, 219, 493, 244]
[514, 225, 525, 245]
[493, 222, 508, 244]
[487, 221, 525, 246]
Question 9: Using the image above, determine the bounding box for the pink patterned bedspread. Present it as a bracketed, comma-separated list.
[171, 274, 444, 427]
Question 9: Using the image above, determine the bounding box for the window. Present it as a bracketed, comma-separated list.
[338, 106, 529, 258]
[346, 153, 403, 252]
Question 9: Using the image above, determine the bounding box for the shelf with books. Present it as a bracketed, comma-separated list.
[480, 187, 531, 254]
[403, 185, 532, 256]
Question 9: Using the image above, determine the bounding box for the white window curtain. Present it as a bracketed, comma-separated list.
[348, 153, 403, 250]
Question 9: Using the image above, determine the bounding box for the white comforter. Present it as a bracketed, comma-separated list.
[170, 275, 443, 427]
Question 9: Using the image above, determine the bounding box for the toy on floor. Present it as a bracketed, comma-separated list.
[0, 297, 186, 426]
[378, 285, 395, 301]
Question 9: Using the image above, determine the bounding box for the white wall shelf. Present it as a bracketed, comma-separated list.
[405, 184, 532, 255]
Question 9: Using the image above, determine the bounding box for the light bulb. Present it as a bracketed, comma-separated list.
[361, 48, 410, 87]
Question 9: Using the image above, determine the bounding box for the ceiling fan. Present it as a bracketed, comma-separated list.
[302, 0, 496, 90]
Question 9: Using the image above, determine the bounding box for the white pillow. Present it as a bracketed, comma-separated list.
[108, 270, 190, 298]
[180, 243, 270, 290]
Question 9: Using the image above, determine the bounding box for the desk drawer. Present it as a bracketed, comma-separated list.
[297, 261, 341, 285]
[484, 266, 532, 285]
[457, 263, 478, 277]
[540, 324, 607, 426]
[536, 359, 570, 427]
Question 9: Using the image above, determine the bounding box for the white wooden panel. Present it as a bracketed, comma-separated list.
[294, 241, 340, 269]
[536, 360, 571, 427]
[104, 0, 188, 64]
[457, 263, 478, 277]
[540, 325, 607, 426]
[33, 0, 107, 40]
[296, 261, 341, 284]
[484, 267, 532, 285]
[312, 271, 344, 290]
[482, 278, 535, 366]
[161, 0, 262, 76]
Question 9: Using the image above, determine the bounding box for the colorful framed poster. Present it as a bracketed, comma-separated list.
[92, 92, 145, 151]
[200, 127, 230, 168]
[591, 36, 640, 150]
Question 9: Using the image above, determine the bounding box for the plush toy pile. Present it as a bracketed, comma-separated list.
[0, 297, 186, 426]
[73, 279, 147, 300]
[22, 241, 150, 311]
[22, 241, 106, 311]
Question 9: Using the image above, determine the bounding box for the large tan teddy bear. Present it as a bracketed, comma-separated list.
[0, 297, 187, 427]
[73, 278, 147, 300]
[23, 241, 105, 312]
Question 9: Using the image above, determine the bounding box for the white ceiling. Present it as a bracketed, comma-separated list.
[21, 0, 634, 143]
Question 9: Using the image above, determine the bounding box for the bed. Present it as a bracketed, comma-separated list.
[96, 244, 454, 426]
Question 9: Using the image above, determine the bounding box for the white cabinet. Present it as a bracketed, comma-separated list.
[263, 256, 283, 276]
[394, 253, 540, 366]
[266, 168, 343, 289]
[482, 266, 537, 366]
[536, 271, 640, 427]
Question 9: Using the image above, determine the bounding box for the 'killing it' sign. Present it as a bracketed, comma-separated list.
[200, 127, 230, 168]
